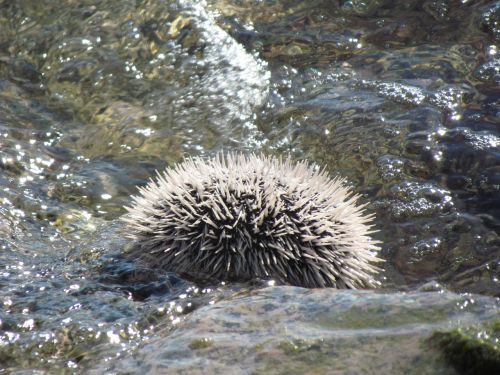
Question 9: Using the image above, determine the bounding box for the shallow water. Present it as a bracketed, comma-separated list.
[0, 0, 499, 373]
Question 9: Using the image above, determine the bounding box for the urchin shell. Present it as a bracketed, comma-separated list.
[122, 153, 382, 288]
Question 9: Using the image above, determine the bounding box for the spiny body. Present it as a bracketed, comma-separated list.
[122, 153, 382, 288]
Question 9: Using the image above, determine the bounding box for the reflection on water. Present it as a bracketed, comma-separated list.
[0, 0, 499, 373]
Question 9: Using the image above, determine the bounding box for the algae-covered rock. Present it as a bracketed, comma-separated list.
[431, 319, 500, 374]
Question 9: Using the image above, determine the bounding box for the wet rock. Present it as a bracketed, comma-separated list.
[430, 319, 500, 374]
[423, 0, 451, 20]
[377, 154, 406, 182]
[103, 287, 500, 374]
[340, 0, 390, 16]
[474, 58, 500, 84]
[0, 57, 41, 83]
[387, 181, 453, 220]
[481, 2, 500, 40]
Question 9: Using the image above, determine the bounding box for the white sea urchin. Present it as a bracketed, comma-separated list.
[122, 153, 382, 288]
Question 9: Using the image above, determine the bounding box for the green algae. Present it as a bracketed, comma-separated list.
[431, 319, 500, 374]
[189, 337, 214, 350]
[317, 305, 450, 329]
[253, 333, 453, 375]
[277, 338, 313, 354]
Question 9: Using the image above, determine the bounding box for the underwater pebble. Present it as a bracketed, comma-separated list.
[389, 181, 454, 220]
[474, 58, 500, 84]
[377, 155, 406, 181]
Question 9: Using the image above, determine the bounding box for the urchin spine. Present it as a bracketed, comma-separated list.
[122, 153, 382, 288]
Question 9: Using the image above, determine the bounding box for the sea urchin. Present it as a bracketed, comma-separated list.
[122, 153, 382, 288]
